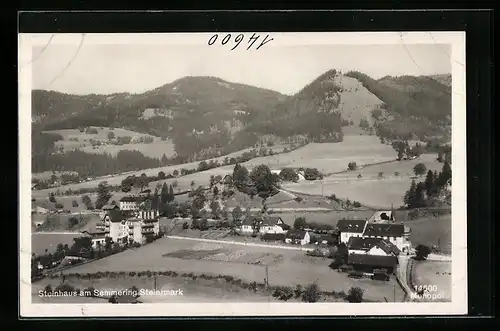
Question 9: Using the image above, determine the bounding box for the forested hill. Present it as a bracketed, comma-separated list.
[345, 71, 451, 141]
[245, 69, 344, 142]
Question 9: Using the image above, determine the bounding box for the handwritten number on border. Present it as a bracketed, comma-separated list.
[208, 34, 218, 45]
[207, 33, 273, 50]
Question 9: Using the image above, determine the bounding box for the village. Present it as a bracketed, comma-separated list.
[32, 172, 417, 289]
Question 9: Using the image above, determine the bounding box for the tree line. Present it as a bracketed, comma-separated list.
[404, 161, 452, 208]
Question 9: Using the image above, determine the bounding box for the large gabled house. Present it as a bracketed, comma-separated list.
[336, 219, 368, 244]
[96, 209, 160, 245]
[362, 223, 411, 253]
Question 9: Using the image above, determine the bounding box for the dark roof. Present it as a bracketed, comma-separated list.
[106, 210, 125, 223]
[260, 216, 283, 226]
[375, 240, 401, 255]
[119, 196, 146, 202]
[347, 237, 383, 251]
[363, 223, 405, 237]
[336, 219, 367, 233]
[261, 233, 286, 241]
[102, 204, 119, 210]
[347, 254, 399, 268]
[286, 229, 308, 239]
[277, 223, 291, 231]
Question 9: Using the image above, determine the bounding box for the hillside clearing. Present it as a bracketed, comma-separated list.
[44, 127, 177, 159]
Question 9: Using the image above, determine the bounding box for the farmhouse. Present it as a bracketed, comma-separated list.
[119, 196, 148, 211]
[238, 216, 291, 235]
[347, 237, 400, 256]
[258, 216, 290, 234]
[362, 223, 411, 253]
[347, 254, 399, 274]
[336, 219, 368, 244]
[285, 229, 310, 245]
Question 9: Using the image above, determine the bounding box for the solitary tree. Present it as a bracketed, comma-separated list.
[413, 163, 427, 176]
[415, 244, 431, 260]
[293, 217, 307, 230]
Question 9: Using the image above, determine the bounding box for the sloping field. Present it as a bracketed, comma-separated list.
[79, 140, 176, 159]
[62, 237, 404, 302]
[404, 214, 451, 254]
[336, 75, 385, 126]
[282, 153, 443, 208]
[33, 146, 285, 196]
[237, 135, 396, 174]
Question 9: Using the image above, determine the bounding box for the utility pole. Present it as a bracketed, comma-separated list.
[265, 264, 270, 302]
[393, 284, 396, 302]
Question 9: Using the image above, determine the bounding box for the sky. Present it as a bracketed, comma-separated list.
[31, 42, 452, 96]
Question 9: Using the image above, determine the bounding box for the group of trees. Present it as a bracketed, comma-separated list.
[232, 163, 281, 200]
[404, 161, 452, 208]
[392, 140, 425, 160]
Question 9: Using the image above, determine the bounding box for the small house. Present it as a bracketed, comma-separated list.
[336, 219, 367, 244]
[285, 229, 310, 245]
[311, 234, 337, 246]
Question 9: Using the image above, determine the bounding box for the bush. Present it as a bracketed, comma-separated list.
[301, 283, 320, 302]
[294, 284, 303, 298]
[182, 222, 188, 229]
[294, 196, 303, 203]
[415, 244, 431, 260]
[54, 203, 64, 209]
[348, 162, 357, 171]
[72, 200, 79, 207]
[352, 201, 361, 208]
[273, 286, 294, 301]
[346, 286, 364, 303]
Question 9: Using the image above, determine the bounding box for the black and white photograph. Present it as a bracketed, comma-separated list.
[19, 31, 467, 317]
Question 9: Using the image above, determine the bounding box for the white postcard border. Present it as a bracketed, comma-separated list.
[19, 31, 467, 317]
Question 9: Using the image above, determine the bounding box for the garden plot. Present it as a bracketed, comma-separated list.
[163, 243, 284, 266]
